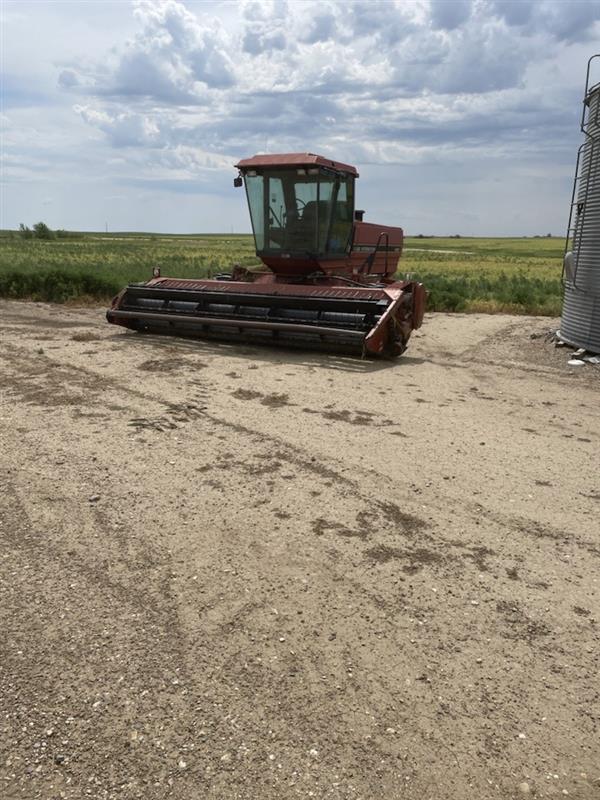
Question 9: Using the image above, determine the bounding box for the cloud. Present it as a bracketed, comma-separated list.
[5, 0, 596, 233]
[56, 0, 592, 174]
[537, 0, 600, 43]
[299, 11, 337, 44]
[429, 0, 472, 31]
[58, 69, 80, 89]
[2, 74, 54, 109]
[62, 0, 235, 104]
[75, 106, 165, 147]
[348, 1, 418, 45]
[488, 0, 535, 27]
[489, 0, 600, 42]
[430, 23, 530, 93]
[241, 0, 290, 54]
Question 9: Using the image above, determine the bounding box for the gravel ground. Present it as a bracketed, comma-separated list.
[0, 299, 599, 800]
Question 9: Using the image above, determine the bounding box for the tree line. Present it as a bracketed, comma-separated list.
[15, 222, 76, 240]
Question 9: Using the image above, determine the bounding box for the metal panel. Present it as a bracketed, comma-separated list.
[560, 289, 600, 350]
[235, 153, 359, 177]
[562, 60, 600, 353]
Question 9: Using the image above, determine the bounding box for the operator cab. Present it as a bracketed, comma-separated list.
[235, 153, 358, 259]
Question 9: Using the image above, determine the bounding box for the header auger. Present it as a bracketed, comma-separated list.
[107, 153, 426, 357]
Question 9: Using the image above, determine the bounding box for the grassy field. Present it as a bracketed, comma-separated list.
[0, 232, 564, 315]
[402, 236, 563, 314]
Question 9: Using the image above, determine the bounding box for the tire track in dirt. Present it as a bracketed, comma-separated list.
[0, 474, 187, 658]
[4, 340, 598, 575]
[0, 477, 226, 799]
[3, 304, 600, 798]
[2, 471, 328, 799]
[3, 344, 594, 592]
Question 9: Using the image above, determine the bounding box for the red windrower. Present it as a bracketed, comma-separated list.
[107, 153, 426, 357]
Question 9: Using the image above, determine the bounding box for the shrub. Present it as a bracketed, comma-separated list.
[33, 222, 55, 240]
[0, 269, 120, 303]
[412, 271, 561, 315]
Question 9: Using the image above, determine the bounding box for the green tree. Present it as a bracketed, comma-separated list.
[18, 223, 33, 239]
[33, 222, 55, 240]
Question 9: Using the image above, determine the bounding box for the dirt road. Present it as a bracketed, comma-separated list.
[1, 299, 598, 800]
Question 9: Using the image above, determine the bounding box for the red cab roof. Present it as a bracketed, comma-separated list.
[235, 153, 359, 177]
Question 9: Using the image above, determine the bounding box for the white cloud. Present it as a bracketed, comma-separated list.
[61, 0, 235, 103]
[241, 0, 290, 53]
[4, 0, 600, 233]
[74, 106, 165, 147]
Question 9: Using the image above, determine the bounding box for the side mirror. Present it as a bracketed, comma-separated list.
[233, 176, 243, 188]
[354, 209, 365, 221]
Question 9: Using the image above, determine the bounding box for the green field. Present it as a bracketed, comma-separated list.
[0, 232, 564, 315]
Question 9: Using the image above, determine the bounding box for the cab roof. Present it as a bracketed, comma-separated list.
[235, 153, 359, 177]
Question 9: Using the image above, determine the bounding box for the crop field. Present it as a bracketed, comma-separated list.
[0, 232, 564, 314]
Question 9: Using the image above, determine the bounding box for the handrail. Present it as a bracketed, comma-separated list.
[360, 231, 390, 276]
[562, 143, 585, 289]
[565, 137, 600, 293]
[563, 54, 600, 295]
[581, 54, 600, 136]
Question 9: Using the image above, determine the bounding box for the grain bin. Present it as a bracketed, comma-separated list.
[561, 54, 600, 353]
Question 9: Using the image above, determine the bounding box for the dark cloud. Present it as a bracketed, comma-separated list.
[300, 12, 337, 44]
[349, 0, 416, 44]
[538, 0, 600, 43]
[110, 52, 198, 103]
[429, 0, 472, 31]
[179, 90, 348, 151]
[390, 20, 530, 95]
[488, 0, 535, 27]
[489, 0, 600, 42]
[242, 29, 287, 54]
[367, 104, 576, 153]
[434, 28, 529, 93]
[58, 69, 80, 89]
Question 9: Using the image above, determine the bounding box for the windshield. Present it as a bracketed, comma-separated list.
[244, 168, 354, 256]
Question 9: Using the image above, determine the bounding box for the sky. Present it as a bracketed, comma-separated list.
[2, 0, 600, 236]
